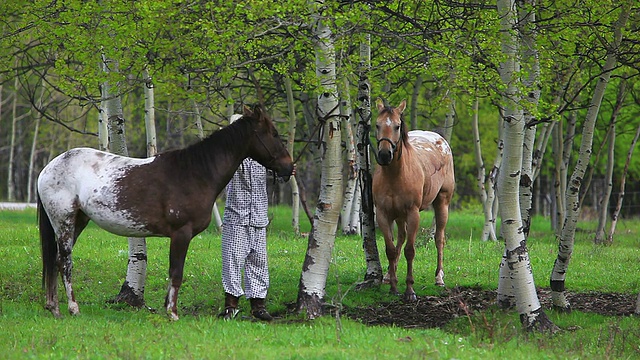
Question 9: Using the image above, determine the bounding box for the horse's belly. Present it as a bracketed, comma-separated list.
[89, 213, 154, 237]
[80, 195, 153, 237]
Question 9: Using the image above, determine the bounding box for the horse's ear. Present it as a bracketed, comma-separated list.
[397, 100, 407, 114]
[243, 105, 253, 117]
[252, 104, 265, 121]
[376, 98, 385, 112]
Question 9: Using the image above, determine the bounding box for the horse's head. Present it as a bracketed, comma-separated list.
[375, 98, 408, 165]
[243, 105, 295, 180]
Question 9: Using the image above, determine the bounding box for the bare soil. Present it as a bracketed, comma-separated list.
[341, 286, 638, 329]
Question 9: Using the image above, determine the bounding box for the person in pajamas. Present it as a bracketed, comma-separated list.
[219, 113, 281, 321]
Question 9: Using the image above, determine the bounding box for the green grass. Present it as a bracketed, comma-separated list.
[1, 206, 639, 359]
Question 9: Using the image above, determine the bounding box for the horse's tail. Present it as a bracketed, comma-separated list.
[38, 193, 57, 290]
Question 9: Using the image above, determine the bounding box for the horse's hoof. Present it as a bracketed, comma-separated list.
[389, 289, 400, 297]
[167, 309, 180, 321]
[435, 270, 445, 287]
[68, 302, 80, 316]
[382, 274, 391, 285]
[403, 293, 417, 302]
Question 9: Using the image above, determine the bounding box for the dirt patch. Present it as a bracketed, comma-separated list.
[341, 287, 638, 329]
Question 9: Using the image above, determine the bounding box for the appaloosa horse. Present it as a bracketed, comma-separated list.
[372, 98, 455, 301]
[38, 105, 294, 320]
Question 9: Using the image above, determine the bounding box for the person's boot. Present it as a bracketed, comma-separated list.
[249, 298, 273, 321]
[218, 293, 239, 321]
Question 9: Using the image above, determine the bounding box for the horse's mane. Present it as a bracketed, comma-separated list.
[379, 105, 410, 148]
[157, 115, 254, 177]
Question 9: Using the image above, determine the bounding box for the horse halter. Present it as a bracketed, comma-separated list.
[253, 129, 280, 168]
[375, 120, 404, 162]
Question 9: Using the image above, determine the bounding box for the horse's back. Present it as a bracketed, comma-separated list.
[407, 131, 455, 204]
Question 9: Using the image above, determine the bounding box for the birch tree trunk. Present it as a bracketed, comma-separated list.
[495, 0, 556, 331]
[296, 2, 343, 318]
[550, 3, 630, 311]
[409, 74, 422, 130]
[355, 32, 382, 289]
[442, 90, 455, 142]
[27, 82, 46, 203]
[517, 0, 540, 238]
[103, 56, 147, 307]
[7, 74, 19, 201]
[594, 121, 614, 244]
[471, 98, 496, 241]
[339, 77, 359, 235]
[284, 77, 301, 234]
[595, 79, 626, 244]
[98, 86, 109, 152]
[608, 122, 639, 244]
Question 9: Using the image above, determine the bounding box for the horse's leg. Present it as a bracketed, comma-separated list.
[403, 211, 420, 302]
[56, 215, 81, 316]
[378, 215, 399, 295]
[165, 227, 193, 321]
[433, 196, 450, 287]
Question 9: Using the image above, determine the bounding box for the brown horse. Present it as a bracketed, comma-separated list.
[37, 105, 294, 320]
[372, 99, 455, 301]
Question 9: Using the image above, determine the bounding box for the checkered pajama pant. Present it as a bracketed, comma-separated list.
[221, 224, 269, 299]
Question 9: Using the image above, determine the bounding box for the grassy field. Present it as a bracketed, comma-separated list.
[1, 206, 639, 359]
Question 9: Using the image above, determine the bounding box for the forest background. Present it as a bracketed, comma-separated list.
[1, 0, 639, 222]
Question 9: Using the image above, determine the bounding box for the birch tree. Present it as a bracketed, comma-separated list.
[550, 2, 631, 311]
[296, 1, 343, 318]
[517, 0, 540, 238]
[595, 78, 626, 244]
[608, 121, 640, 244]
[471, 98, 497, 241]
[102, 56, 147, 307]
[284, 77, 301, 234]
[339, 77, 360, 235]
[355, 32, 382, 288]
[495, 0, 556, 331]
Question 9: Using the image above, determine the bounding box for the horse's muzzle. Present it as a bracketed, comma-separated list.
[276, 163, 294, 182]
[377, 150, 393, 165]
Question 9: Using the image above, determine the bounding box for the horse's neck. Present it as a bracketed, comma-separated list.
[198, 127, 252, 198]
[389, 141, 413, 170]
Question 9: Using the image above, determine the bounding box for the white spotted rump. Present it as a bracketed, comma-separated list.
[38, 148, 155, 237]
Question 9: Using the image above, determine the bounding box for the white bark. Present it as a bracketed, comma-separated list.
[355, 32, 382, 288]
[409, 75, 422, 130]
[496, 0, 554, 331]
[284, 77, 301, 234]
[442, 90, 455, 142]
[517, 0, 540, 238]
[595, 79, 626, 244]
[471, 98, 496, 241]
[28, 83, 46, 203]
[609, 121, 639, 244]
[550, 3, 630, 311]
[339, 77, 359, 235]
[297, 3, 343, 318]
[103, 56, 146, 306]
[144, 69, 157, 157]
[7, 74, 18, 201]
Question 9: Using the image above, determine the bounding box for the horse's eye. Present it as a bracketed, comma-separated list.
[394, 125, 400, 131]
